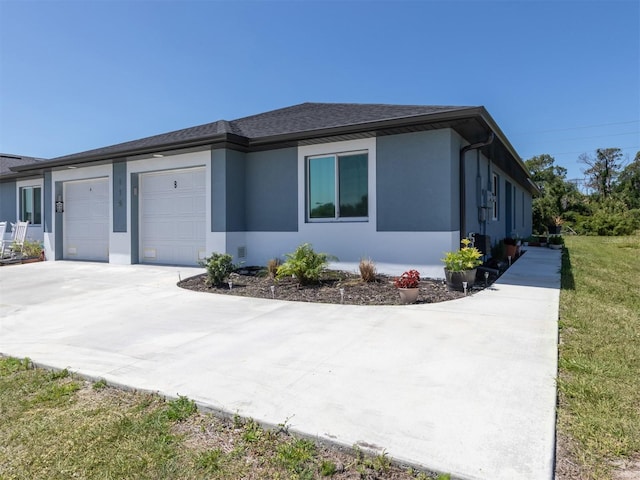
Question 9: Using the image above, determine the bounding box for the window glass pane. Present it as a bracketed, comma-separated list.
[34, 187, 42, 225]
[21, 187, 32, 223]
[339, 153, 367, 217]
[309, 156, 335, 218]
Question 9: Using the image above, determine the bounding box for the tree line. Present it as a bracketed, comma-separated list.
[525, 148, 640, 236]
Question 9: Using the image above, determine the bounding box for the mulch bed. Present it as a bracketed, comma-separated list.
[178, 267, 497, 305]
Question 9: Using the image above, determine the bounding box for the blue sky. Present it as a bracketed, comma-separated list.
[1, 0, 638, 182]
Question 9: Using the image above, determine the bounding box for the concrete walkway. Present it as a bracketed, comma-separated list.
[0, 247, 561, 480]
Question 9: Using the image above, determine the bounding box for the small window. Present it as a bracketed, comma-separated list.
[492, 173, 499, 221]
[308, 151, 368, 220]
[20, 186, 42, 225]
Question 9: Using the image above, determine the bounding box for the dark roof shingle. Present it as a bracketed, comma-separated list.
[44, 103, 475, 164]
[230, 102, 471, 137]
[0, 154, 45, 176]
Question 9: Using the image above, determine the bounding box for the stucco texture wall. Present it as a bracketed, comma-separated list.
[376, 130, 458, 232]
[245, 148, 297, 232]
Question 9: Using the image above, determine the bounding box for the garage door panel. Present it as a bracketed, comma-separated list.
[140, 167, 206, 266]
[143, 221, 174, 239]
[90, 222, 109, 237]
[63, 178, 110, 262]
[93, 203, 109, 218]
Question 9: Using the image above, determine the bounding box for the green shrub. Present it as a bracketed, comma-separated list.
[199, 252, 236, 287]
[22, 239, 43, 258]
[276, 243, 335, 285]
[549, 235, 565, 245]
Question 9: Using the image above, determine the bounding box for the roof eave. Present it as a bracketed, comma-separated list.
[11, 133, 248, 173]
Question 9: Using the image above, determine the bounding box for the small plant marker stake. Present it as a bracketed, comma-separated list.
[270, 285, 275, 298]
[462, 281, 468, 295]
[339, 288, 345, 304]
[484, 271, 489, 287]
[228, 281, 233, 290]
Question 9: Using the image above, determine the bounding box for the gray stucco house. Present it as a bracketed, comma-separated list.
[0, 103, 537, 277]
[1, 154, 46, 242]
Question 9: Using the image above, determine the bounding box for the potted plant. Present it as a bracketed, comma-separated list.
[549, 216, 563, 235]
[548, 235, 564, 250]
[503, 237, 518, 259]
[442, 238, 483, 291]
[394, 269, 420, 304]
[538, 233, 548, 247]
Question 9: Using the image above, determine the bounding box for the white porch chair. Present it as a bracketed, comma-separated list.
[0, 222, 7, 257]
[1, 221, 29, 260]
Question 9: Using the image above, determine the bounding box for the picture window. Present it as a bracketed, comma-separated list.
[307, 151, 368, 220]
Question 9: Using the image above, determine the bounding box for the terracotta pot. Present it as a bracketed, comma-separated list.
[505, 244, 517, 259]
[444, 268, 477, 291]
[397, 288, 419, 304]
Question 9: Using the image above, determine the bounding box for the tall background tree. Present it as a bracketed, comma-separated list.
[525, 154, 583, 233]
[525, 149, 639, 236]
[615, 151, 640, 209]
[579, 147, 623, 199]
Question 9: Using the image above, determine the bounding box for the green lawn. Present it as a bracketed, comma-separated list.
[0, 357, 449, 480]
[558, 235, 640, 479]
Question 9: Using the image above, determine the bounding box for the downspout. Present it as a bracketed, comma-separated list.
[459, 132, 494, 242]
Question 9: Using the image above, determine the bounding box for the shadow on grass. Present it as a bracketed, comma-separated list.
[560, 247, 575, 291]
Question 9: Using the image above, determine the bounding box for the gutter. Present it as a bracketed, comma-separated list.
[460, 133, 494, 242]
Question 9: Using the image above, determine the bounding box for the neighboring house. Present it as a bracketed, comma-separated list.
[1, 103, 538, 277]
[0, 153, 47, 242]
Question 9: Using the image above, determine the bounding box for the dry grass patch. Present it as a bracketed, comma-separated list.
[0, 357, 451, 479]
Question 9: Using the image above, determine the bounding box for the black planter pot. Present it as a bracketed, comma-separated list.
[548, 225, 562, 235]
[444, 268, 477, 291]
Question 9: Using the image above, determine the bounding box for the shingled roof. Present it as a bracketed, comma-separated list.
[5, 102, 537, 194]
[229, 103, 469, 138]
[0, 154, 45, 178]
[29, 103, 476, 165]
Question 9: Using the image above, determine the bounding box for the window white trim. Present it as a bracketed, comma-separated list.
[298, 137, 377, 229]
[16, 178, 44, 226]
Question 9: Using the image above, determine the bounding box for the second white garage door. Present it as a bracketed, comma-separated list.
[140, 167, 206, 266]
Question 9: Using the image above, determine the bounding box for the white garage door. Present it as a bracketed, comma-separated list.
[63, 178, 110, 261]
[140, 167, 206, 266]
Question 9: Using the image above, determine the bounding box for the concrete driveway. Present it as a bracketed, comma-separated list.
[0, 248, 560, 480]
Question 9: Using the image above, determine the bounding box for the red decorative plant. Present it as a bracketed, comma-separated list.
[394, 269, 420, 289]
